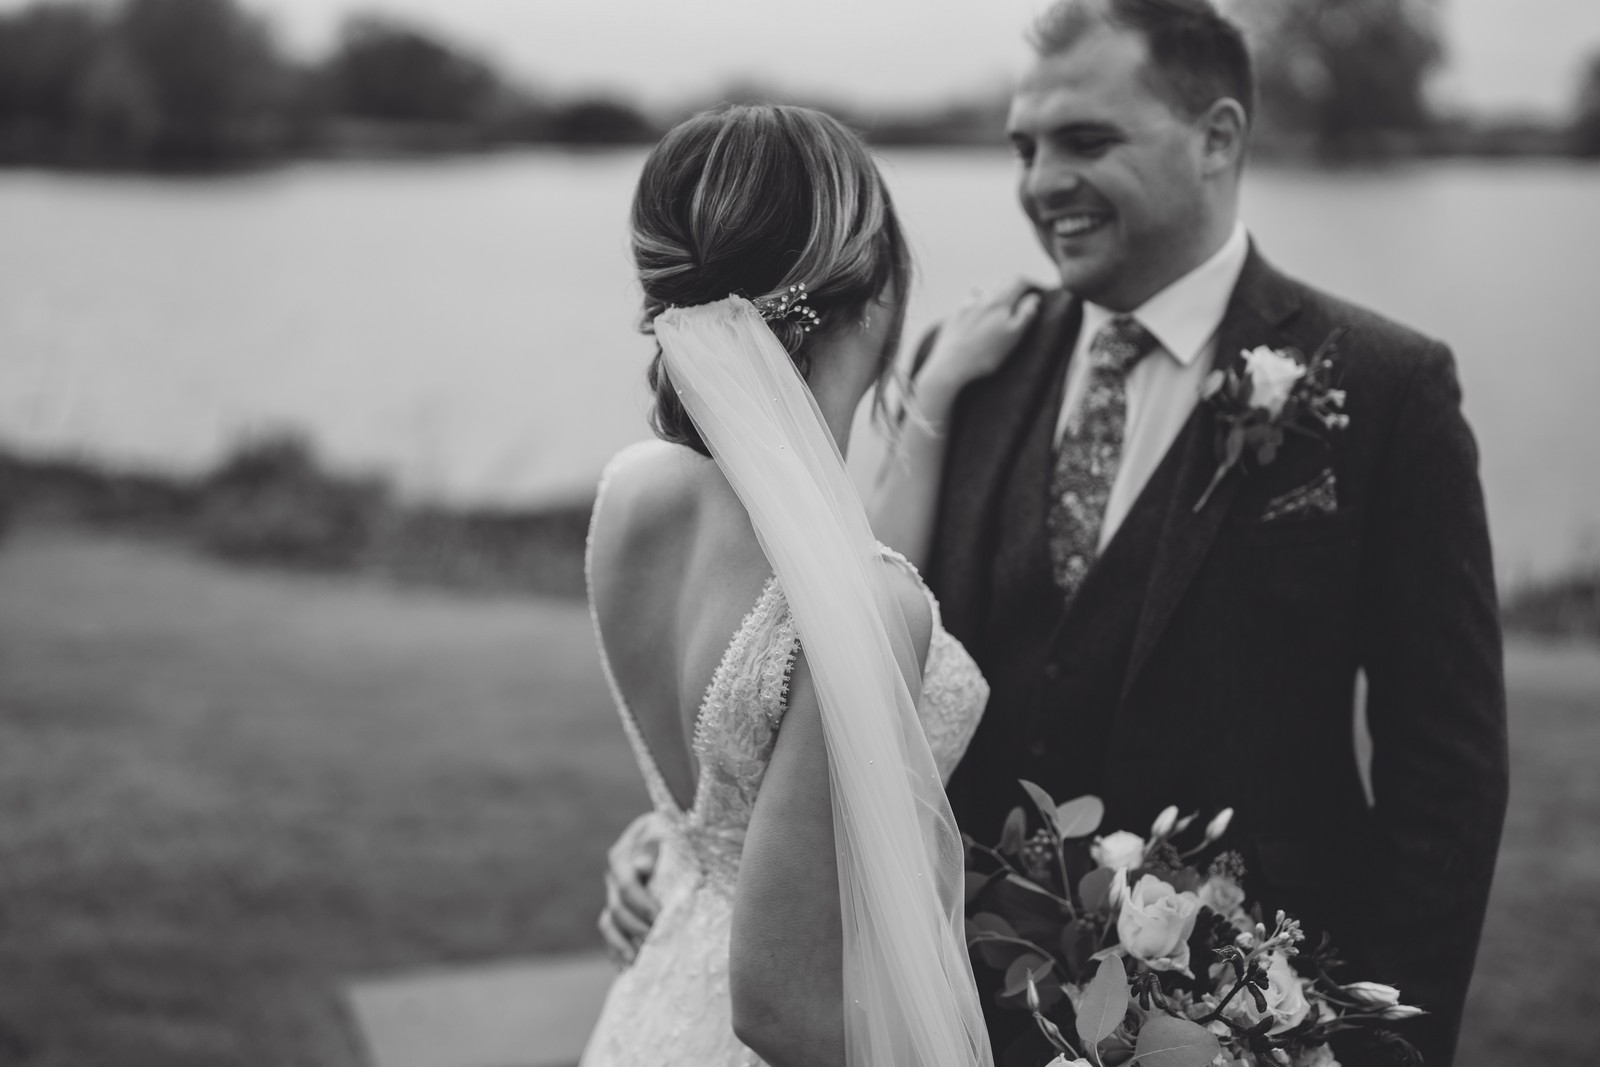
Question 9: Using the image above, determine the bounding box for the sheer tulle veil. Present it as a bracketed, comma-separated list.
[654, 296, 992, 1067]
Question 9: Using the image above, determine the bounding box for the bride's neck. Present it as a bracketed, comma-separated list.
[806, 338, 876, 457]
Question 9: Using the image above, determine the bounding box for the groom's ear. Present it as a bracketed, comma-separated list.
[1199, 97, 1249, 175]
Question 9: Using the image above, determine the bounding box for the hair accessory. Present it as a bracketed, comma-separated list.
[752, 283, 822, 333]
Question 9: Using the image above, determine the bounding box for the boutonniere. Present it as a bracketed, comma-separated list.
[1192, 327, 1350, 513]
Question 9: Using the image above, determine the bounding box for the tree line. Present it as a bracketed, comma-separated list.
[0, 0, 1597, 168]
[0, 0, 659, 166]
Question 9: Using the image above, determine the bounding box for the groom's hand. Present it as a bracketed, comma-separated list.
[598, 811, 663, 966]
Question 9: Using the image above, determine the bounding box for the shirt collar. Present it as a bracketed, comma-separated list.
[1080, 219, 1250, 368]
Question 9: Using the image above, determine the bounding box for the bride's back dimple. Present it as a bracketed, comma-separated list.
[586, 441, 778, 815]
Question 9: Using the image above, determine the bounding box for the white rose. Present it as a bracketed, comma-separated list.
[1117, 873, 1201, 974]
[1292, 1044, 1341, 1067]
[1090, 830, 1146, 870]
[1241, 346, 1306, 417]
[1197, 875, 1246, 918]
[1224, 951, 1311, 1034]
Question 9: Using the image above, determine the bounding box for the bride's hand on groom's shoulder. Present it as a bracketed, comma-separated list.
[599, 811, 664, 967]
[917, 278, 1043, 417]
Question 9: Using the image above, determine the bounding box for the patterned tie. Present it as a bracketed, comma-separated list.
[1047, 314, 1160, 601]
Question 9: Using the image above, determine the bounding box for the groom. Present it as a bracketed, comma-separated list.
[915, 1, 1506, 1064]
[602, 1, 1507, 1064]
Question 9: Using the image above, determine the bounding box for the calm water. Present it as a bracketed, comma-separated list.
[1, 151, 1596, 579]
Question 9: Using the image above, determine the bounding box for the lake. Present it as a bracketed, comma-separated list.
[0, 151, 1596, 580]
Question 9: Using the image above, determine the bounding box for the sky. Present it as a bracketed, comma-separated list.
[8, 0, 1600, 117]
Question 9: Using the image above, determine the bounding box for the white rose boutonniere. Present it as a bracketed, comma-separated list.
[1241, 345, 1307, 417]
[1194, 328, 1351, 512]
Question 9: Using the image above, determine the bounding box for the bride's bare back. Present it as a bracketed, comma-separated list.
[587, 441, 777, 812]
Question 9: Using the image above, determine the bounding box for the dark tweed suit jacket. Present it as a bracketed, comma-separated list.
[921, 245, 1509, 1066]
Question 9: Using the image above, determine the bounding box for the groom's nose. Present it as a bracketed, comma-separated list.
[1023, 159, 1084, 210]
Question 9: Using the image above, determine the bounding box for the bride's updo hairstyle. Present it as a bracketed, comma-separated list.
[632, 104, 911, 456]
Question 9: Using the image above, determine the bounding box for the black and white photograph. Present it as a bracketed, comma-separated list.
[1, 1, 1597, 1065]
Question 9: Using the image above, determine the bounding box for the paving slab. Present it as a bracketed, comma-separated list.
[347, 952, 616, 1067]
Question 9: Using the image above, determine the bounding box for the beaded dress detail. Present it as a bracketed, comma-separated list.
[578, 449, 990, 1067]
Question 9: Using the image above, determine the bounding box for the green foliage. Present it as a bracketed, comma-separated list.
[1076, 955, 1130, 1050]
[0, 0, 662, 166]
[327, 15, 500, 125]
[1571, 53, 1600, 158]
[199, 431, 390, 568]
[1131, 1015, 1222, 1067]
[1228, 0, 1444, 157]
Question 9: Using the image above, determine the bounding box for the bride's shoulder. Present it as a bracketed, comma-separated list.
[595, 440, 708, 523]
[873, 552, 935, 671]
[588, 441, 708, 583]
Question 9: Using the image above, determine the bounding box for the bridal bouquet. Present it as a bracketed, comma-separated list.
[963, 782, 1422, 1067]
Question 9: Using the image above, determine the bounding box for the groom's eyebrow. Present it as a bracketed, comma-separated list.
[1046, 120, 1123, 140]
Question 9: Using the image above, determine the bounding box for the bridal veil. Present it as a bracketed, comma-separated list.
[655, 296, 992, 1067]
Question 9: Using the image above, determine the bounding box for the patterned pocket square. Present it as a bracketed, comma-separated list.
[1261, 467, 1339, 522]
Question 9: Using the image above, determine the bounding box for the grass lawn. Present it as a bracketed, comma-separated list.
[0, 523, 1595, 1066]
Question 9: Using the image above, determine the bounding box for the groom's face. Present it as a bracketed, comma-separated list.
[1008, 23, 1215, 310]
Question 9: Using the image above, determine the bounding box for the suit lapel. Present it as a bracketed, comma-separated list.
[1119, 247, 1303, 702]
[935, 290, 1081, 639]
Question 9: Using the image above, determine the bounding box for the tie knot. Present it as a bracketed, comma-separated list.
[1090, 314, 1158, 376]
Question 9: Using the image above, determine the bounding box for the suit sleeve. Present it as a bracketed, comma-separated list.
[1358, 341, 1509, 1066]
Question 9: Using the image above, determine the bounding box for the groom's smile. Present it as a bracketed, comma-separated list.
[1007, 17, 1224, 312]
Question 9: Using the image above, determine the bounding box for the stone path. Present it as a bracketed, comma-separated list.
[347, 952, 615, 1067]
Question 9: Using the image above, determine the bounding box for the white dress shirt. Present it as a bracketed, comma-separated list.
[1054, 220, 1251, 550]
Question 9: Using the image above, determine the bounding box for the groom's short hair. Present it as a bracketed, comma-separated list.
[1031, 0, 1256, 125]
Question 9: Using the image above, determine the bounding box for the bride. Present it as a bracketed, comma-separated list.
[580, 104, 1033, 1067]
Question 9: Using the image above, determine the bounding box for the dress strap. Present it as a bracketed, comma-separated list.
[875, 542, 943, 631]
[587, 444, 682, 816]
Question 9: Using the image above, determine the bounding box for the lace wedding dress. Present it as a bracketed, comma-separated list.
[578, 458, 991, 1067]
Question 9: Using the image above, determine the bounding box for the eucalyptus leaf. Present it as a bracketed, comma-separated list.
[1079, 867, 1115, 912]
[1001, 953, 1051, 997]
[1130, 1015, 1222, 1067]
[965, 868, 1004, 905]
[970, 912, 1017, 939]
[1055, 795, 1104, 839]
[1000, 805, 1028, 856]
[1075, 955, 1130, 1049]
[1019, 779, 1061, 836]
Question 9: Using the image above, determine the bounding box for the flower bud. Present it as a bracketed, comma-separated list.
[1343, 981, 1401, 1008]
[1109, 866, 1130, 908]
[1381, 1004, 1425, 1021]
[1150, 805, 1179, 839]
[1203, 807, 1234, 843]
[1025, 975, 1041, 1014]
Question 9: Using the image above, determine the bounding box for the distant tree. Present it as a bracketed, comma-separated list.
[114, 0, 293, 162]
[326, 16, 500, 124]
[1227, 0, 1444, 156]
[1572, 52, 1600, 158]
[0, 3, 106, 156]
[548, 98, 658, 144]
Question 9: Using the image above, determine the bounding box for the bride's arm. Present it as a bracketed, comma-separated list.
[728, 656, 844, 1066]
[729, 574, 934, 1067]
[868, 282, 1041, 568]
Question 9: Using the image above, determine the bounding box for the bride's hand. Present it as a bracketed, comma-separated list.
[916, 279, 1043, 420]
